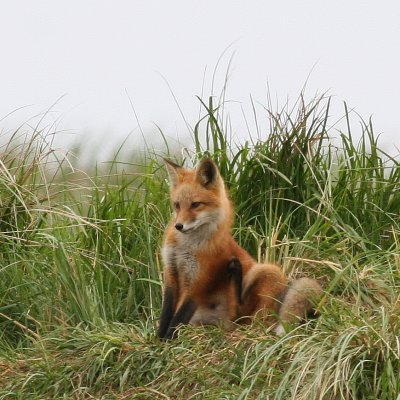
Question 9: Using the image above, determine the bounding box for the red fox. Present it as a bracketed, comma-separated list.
[158, 158, 322, 340]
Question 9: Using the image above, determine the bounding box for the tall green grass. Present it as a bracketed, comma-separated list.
[0, 93, 399, 399]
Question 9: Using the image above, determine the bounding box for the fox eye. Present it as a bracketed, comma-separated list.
[190, 202, 202, 209]
[173, 202, 180, 210]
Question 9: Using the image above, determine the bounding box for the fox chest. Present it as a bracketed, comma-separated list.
[176, 251, 200, 284]
[162, 245, 200, 285]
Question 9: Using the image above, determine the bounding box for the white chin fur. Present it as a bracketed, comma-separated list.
[180, 220, 201, 233]
[177, 220, 219, 249]
[181, 211, 221, 234]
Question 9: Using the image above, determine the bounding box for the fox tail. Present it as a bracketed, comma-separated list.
[275, 277, 323, 336]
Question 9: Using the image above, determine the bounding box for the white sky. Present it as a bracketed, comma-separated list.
[1, 1, 399, 158]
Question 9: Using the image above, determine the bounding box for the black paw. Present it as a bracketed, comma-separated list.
[160, 326, 178, 341]
[158, 332, 174, 341]
[227, 257, 242, 276]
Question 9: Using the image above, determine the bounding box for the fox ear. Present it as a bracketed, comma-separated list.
[196, 158, 219, 188]
[164, 158, 182, 188]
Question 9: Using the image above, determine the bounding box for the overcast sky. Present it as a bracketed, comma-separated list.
[1, 1, 399, 158]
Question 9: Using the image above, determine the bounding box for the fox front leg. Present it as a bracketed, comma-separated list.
[158, 287, 177, 339]
[164, 297, 198, 340]
[158, 268, 179, 339]
[228, 257, 243, 305]
[158, 266, 198, 340]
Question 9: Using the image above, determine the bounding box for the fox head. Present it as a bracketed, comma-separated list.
[164, 158, 233, 236]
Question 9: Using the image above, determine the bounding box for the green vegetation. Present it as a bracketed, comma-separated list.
[0, 93, 399, 399]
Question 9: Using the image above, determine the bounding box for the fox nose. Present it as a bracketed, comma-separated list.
[175, 223, 183, 231]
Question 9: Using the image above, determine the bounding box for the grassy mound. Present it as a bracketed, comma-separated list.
[0, 94, 399, 399]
